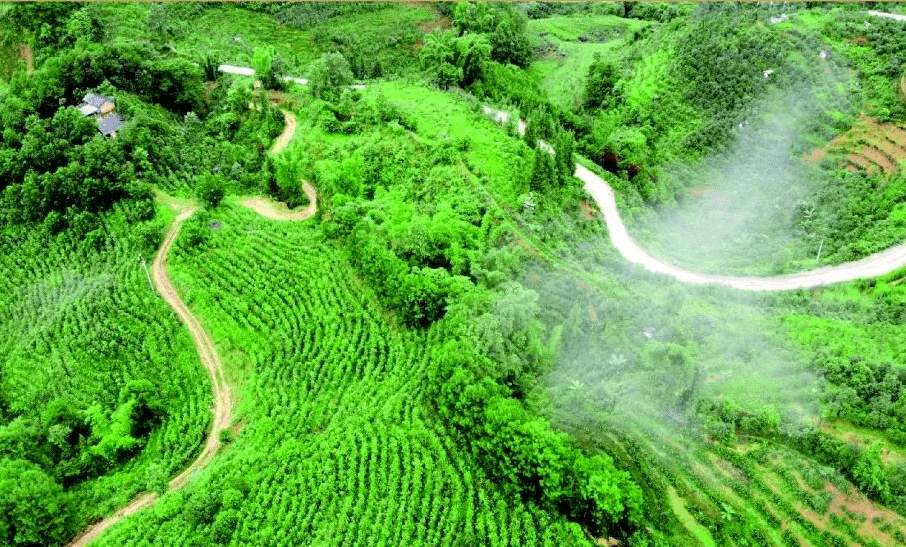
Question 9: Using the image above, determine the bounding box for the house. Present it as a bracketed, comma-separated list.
[75, 92, 124, 137]
[97, 113, 124, 137]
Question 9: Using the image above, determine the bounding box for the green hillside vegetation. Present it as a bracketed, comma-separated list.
[0, 208, 210, 545]
[93, 204, 594, 547]
[2, 2, 906, 547]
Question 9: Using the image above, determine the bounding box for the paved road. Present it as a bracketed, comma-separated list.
[482, 107, 906, 291]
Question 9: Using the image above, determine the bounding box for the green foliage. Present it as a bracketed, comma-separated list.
[0, 458, 74, 546]
[584, 53, 620, 109]
[420, 30, 491, 89]
[196, 172, 226, 208]
[451, 3, 532, 68]
[0, 103, 149, 229]
[252, 45, 284, 91]
[6, 3, 80, 51]
[672, 12, 788, 152]
[852, 444, 891, 503]
[272, 150, 311, 208]
[308, 51, 353, 100]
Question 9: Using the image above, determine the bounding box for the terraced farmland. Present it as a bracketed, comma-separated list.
[89, 205, 585, 547]
[807, 115, 906, 175]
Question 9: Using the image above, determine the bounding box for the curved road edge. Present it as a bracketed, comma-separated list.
[65, 206, 233, 547]
[481, 106, 906, 291]
[237, 108, 318, 221]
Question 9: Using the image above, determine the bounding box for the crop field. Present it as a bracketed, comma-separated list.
[90, 204, 584, 547]
[5, 3, 906, 546]
[0, 207, 209, 532]
[806, 115, 906, 175]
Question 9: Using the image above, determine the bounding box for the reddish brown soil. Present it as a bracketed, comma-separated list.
[867, 136, 906, 164]
[579, 199, 597, 220]
[803, 148, 827, 165]
[807, 115, 906, 175]
[847, 153, 876, 173]
[860, 146, 898, 173]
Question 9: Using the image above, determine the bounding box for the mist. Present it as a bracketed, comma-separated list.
[522, 253, 820, 468]
[634, 61, 855, 276]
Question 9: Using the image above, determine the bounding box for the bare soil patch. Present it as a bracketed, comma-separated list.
[860, 145, 898, 173]
[238, 183, 317, 221]
[269, 109, 297, 154]
[847, 153, 876, 173]
[579, 199, 597, 220]
[19, 43, 32, 74]
[807, 115, 906, 174]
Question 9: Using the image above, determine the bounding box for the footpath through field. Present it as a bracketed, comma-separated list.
[66, 205, 233, 547]
[66, 106, 312, 545]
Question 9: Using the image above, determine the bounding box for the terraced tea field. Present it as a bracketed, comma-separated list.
[0, 214, 210, 529]
[88, 205, 585, 547]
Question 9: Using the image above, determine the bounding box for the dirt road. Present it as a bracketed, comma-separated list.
[481, 106, 906, 291]
[239, 184, 317, 221]
[66, 206, 233, 547]
[575, 164, 906, 291]
[238, 108, 318, 221]
[269, 109, 296, 154]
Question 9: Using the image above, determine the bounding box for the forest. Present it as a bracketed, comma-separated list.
[1, 2, 905, 546]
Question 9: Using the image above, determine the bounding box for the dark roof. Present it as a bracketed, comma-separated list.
[97, 113, 124, 136]
[83, 92, 113, 108]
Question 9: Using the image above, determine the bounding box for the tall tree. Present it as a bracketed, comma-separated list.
[0, 458, 74, 546]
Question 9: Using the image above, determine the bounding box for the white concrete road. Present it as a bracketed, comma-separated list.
[481, 107, 906, 291]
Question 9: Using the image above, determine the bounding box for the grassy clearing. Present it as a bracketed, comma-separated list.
[624, 48, 672, 110]
[528, 14, 648, 42]
[526, 15, 644, 110]
[361, 81, 533, 204]
[528, 41, 622, 111]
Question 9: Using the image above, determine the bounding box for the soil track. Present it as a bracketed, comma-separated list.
[66, 206, 233, 547]
[68, 102, 310, 547]
[19, 43, 32, 74]
[239, 185, 317, 221]
[269, 108, 297, 154]
[237, 108, 318, 221]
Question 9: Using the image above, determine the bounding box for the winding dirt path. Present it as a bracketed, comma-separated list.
[269, 108, 296, 154]
[68, 104, 308, 544]
[239, 186, 316, 221]
[237, 108, 318, 221]
[65, 206, 233, 547]
[483, 107, 906, 291]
